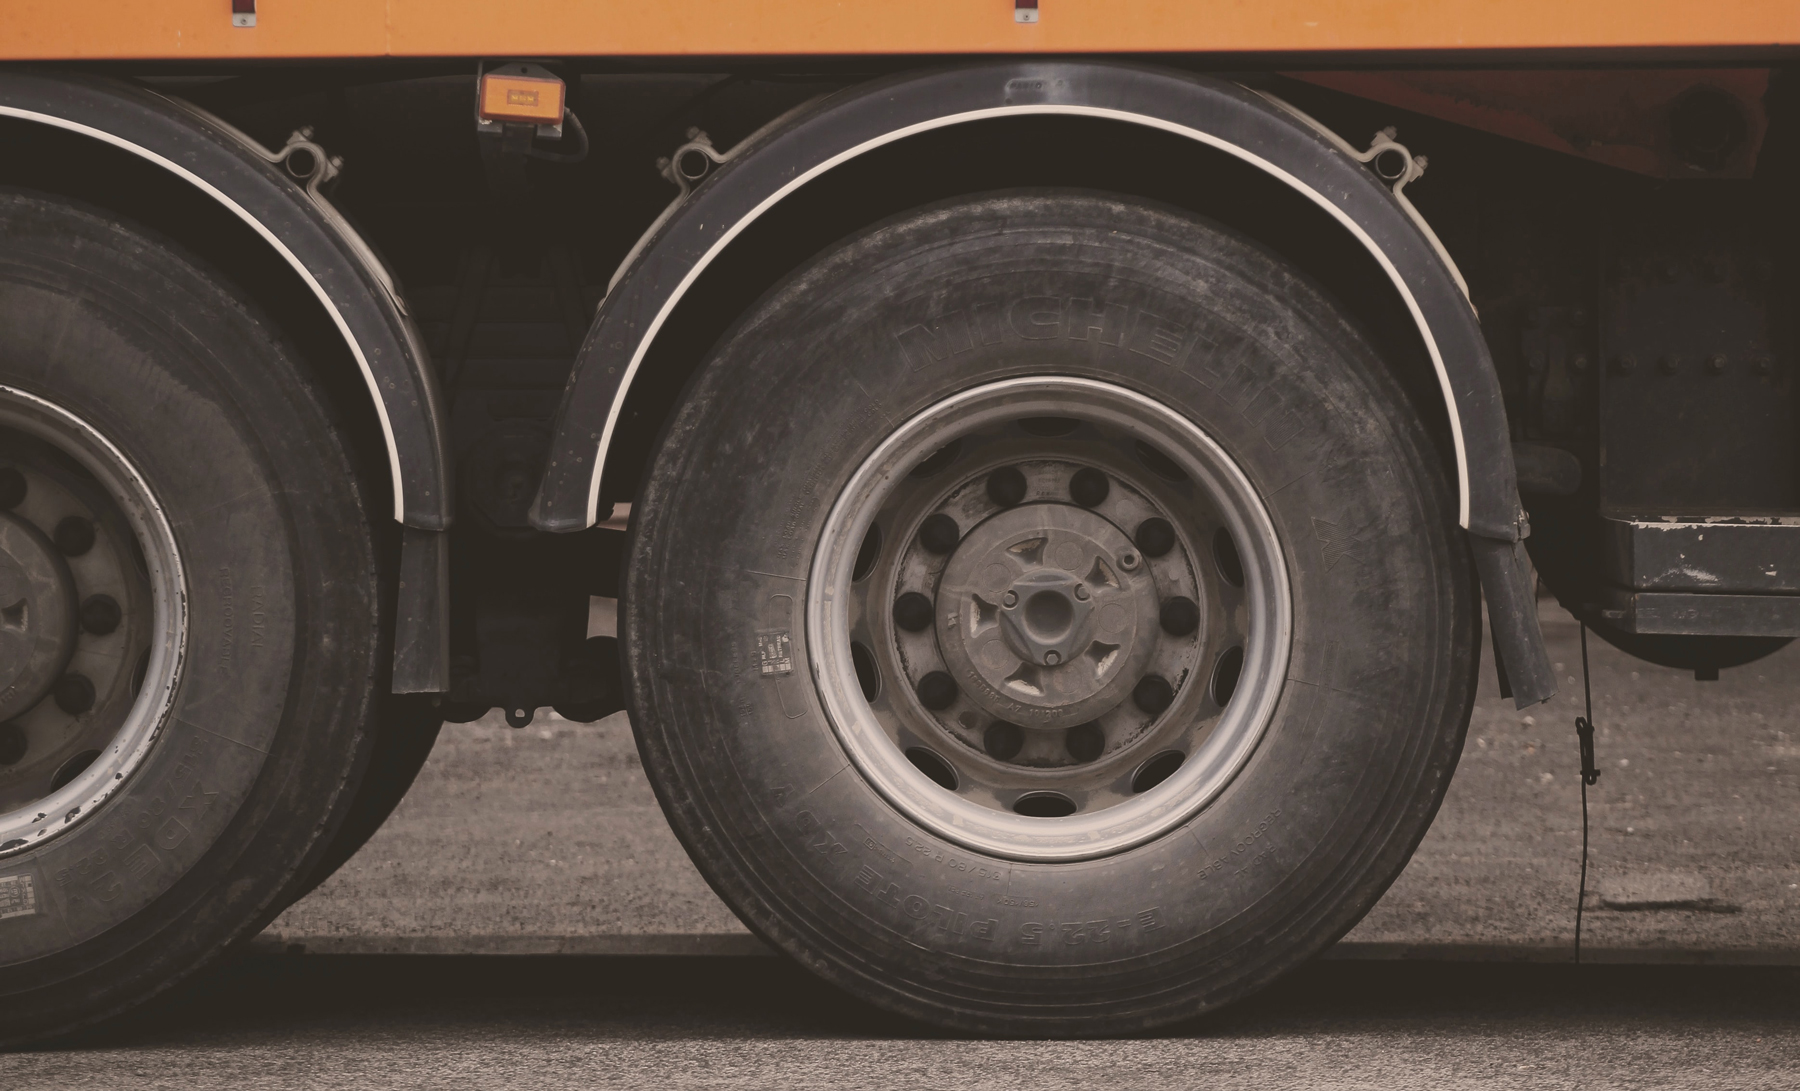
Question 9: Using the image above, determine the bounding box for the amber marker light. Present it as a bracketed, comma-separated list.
[478, 71, 565, 126]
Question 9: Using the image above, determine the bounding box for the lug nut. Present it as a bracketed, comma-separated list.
[918, 513, 960, 555]
[1066, 721, 1105, 763]
[1160, 596, 1200, 636]
[1002, 590, 1018, 608]
[1118, 551, 1140, 572]
[54, 673, 96, 715]
[80, 594, 122, 635]
[1073, 584, 1089, 601]
[1045, 650, 1061, 666]
[893, 592, 935, 632]
[1069, 468, 1110, 507]
[0, 467, 24, 510]
[986, 466, 1028, 508]
[1135, 517, 1176, 558]
[0, 722, 25, 766]
[54, 516, 96, 557]
[984, 721, 1025, 761]
[916, 670, 959, 711]
[1133, 674, 1174, 716]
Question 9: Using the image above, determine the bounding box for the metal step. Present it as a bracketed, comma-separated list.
[1604, 515, 1800, 593]
[1597, 586, 1800, 637]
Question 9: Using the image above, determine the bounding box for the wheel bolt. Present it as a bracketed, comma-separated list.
[54, 673, 96, 715]
[1045, 650, 1061, 666]
[80, 594, 122, 635]
[986, 466, 1027, 508]
[1002, 590, 1018, 608]
[893, 592, 935, 632]
[1069, 468, 1110, 507]
[1118, 551, 1140, 571]
[0, 467, 24, 510]
[1066, 721, 1105, 762]
[1135, 517, 1176, 558]
[1133, 674, 1174, 716]
[916, 670, 959, 711]
[984, 721, 1024, 761]
[1160, 596, 1200, 637]
[1073, 584, 1089, 601]
[0, 722, 25, 766]
[918, 513, 960, 554]
[54, 516, 96, 557]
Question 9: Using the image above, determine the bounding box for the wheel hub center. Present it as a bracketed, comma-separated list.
[999, 568, 1093, 666]
[0, 509, 79, 721]
[937, 503, 1161, 730]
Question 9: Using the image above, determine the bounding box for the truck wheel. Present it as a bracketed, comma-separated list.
[627, 191, 1479, 1035]
[0, 191, 380, 1045]
[277, 695, 442, 907]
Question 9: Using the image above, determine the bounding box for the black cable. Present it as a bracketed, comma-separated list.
[527, 109, 590, 163]
[1573, 622, 1601, 963]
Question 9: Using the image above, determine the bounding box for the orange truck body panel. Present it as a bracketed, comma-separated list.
[3, 1, 1799, 61]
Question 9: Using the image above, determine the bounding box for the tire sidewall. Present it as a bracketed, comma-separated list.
[629, 192, 1478, 1032]
[0, 193, 377, 1034]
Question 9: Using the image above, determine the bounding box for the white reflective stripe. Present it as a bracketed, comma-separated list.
[0, 105, 408, 523]
[586, 102, 1473, 531]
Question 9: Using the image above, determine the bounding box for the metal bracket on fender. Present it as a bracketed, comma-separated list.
[0, 71, 453, 532]
[527, 60, 1555, 706]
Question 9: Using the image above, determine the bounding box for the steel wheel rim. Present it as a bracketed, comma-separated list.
[0, 385, 186, 853]
[808, 377, 1290, 862]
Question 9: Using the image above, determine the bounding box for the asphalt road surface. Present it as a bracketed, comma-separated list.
[265, 601, 1800, 959]
[6, 956, 1799, 1089]
[6, 604, 1798, 1085]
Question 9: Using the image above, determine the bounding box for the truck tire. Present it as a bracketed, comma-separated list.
[626, 191, 1479, 1035]
[0, 191, 381, 1045]
[277, 695, 442, 907]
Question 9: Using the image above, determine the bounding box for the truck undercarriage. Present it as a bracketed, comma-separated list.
[0, 24, 1794, 1039]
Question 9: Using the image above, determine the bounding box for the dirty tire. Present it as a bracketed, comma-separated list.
[278, 695, 443, 907]
[625, 191, 1480, 1035]
[0, 191, 380, 1045]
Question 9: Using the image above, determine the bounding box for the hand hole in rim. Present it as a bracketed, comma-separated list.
[1018, 416, 1080, 437]
[1065, 721, 1105, 762]
[851, 522, 882, 582]
[50, 749, 101, 792]
[850, 641, 881, 702]
[1013, 791, 1077, 818]
[983, 721, 1024, 760]
[1134, 440, 1188, 482]
[905, 747, 959, 791]
[1213, 527, 1245, 588]
[908, 439, 962, 478]
[1131, 750, 1186, 793]
[1212, 645, 1245, 706]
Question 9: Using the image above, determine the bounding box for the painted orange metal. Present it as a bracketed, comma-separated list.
[2, 1, 1798, 61]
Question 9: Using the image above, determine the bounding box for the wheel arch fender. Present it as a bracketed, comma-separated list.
[529, 60, 1554, 704]
[0, 70, 452, 530]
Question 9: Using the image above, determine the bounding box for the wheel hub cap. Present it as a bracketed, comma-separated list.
[809, 376, 1291, 862]
[0, 385, 185, 855]
[0, 511, 79, 721]
[939, 505, 1160, 729]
